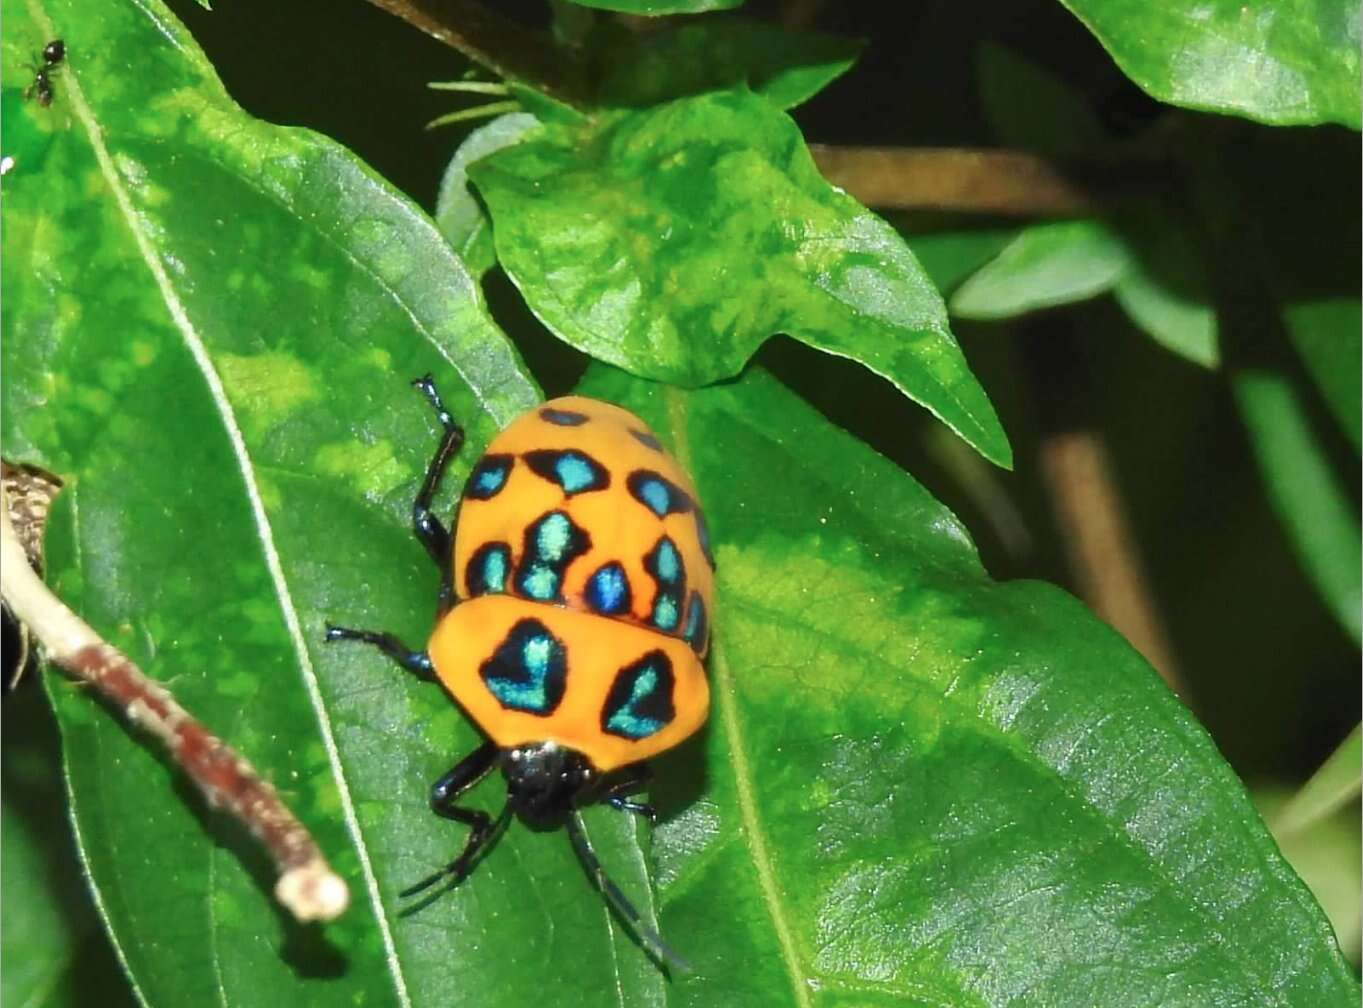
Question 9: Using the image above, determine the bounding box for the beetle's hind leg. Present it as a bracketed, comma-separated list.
[410, 374, 464, 607]
[323, 624, 435, 682]
[402, 742, 509, 900]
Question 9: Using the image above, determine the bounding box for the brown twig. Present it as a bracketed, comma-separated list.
[809, 145, 1173, 216]
[1038, 430, 1185, 696]
[368, 0, 589, 107]
[0, 486, 349, 923]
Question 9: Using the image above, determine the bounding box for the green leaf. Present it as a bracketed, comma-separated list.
[575, 361, 1360, 1006]
[1233, 369, 1362, 644]
[596, 17, 862, 110]
[902, 227, 1016, 297]
[977, 41, 1103, 154]
[1111, 212, 1219, 367]
[1, 2, 676, 1006]
[1275, 725, 1363, 837]
[1056, 0, 1362, 128]
[566, 0, 742, 13]
[435, 112, 540, 279]
[2, 685, 139, 1008]
[971, 44, 1219, 367]
[472, 88, 1012, 468]
[1285, 300, 1362, 453]
[1257, 788, 1361, 967]
[950, 218, 1129, 319]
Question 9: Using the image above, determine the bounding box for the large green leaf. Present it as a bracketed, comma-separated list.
[3, 1, 661, 1005]
[471, 88, 1012, 468]
[575, 362, 1358, 1006]
[1057, 0, 1361, 128]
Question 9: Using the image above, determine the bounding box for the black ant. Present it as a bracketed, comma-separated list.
[24, 39, 65, 108]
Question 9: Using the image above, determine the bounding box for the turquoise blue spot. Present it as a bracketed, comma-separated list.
[556, 454, 597, 493]
[655, 539, 680, 583]
[653, 595, 678, 631]
[480, 546, 507, 593]
[537, 512, 571, 560]
[480, 619, 566, 715]
[466, 455, 513, 500]
[465, 542, 510, 597]
[683, 593, 707, 648]
[586, 563, 630, 614]
[602, 652, 675, 740]
[521, 565, 557, 601]
[540, 407, 588, 426]
[639, 479, 669, 516]
[524, 449, 608, 496]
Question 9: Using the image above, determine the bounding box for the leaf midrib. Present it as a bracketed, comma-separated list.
[661, 387, 812, 1008]
[38, 5, 413, 1003]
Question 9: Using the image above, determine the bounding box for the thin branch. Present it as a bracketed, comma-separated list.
[368, 0, 589, 107]
[809, 145, 1173, 216]
[1038, 430, 1186, 696]
[0, 486, 349, 924]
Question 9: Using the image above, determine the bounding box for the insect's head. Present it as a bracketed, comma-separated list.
[499, 741, 593, 826]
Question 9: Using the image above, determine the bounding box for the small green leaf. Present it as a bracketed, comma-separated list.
[903, 227, 1016, 297]
[473, 88, 1012, 468]
[1233, 368, 1362, 644]
[1285, 300, 1362, 453]
[977, 41, 1103, 153]
[1112, 212, 1219, 367]
[950, 218, 1129, 318]
[1275, 725, 1363, 837]
[577, 362, 1360, 1006]
[971, 44, 1219, 367]
[1057, 0, 1362, 128]
[597, 17, 862, 109]
[435, 112, 540, 279]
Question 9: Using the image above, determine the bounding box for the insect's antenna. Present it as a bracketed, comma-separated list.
[565, 811, 692, 974]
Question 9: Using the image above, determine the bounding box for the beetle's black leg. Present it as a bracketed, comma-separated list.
[401, 742, 507, 897]
[410, 375, 464, 605]
[601, 763, 657, 823]
[323, 624, 434, 682]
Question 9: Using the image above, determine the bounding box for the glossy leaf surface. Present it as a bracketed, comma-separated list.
[578, 363, 1359, 1006]
[3, 1, 659, 1005]
[1058, 0, 1361, 128]
[472, 88, 1011, 468]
